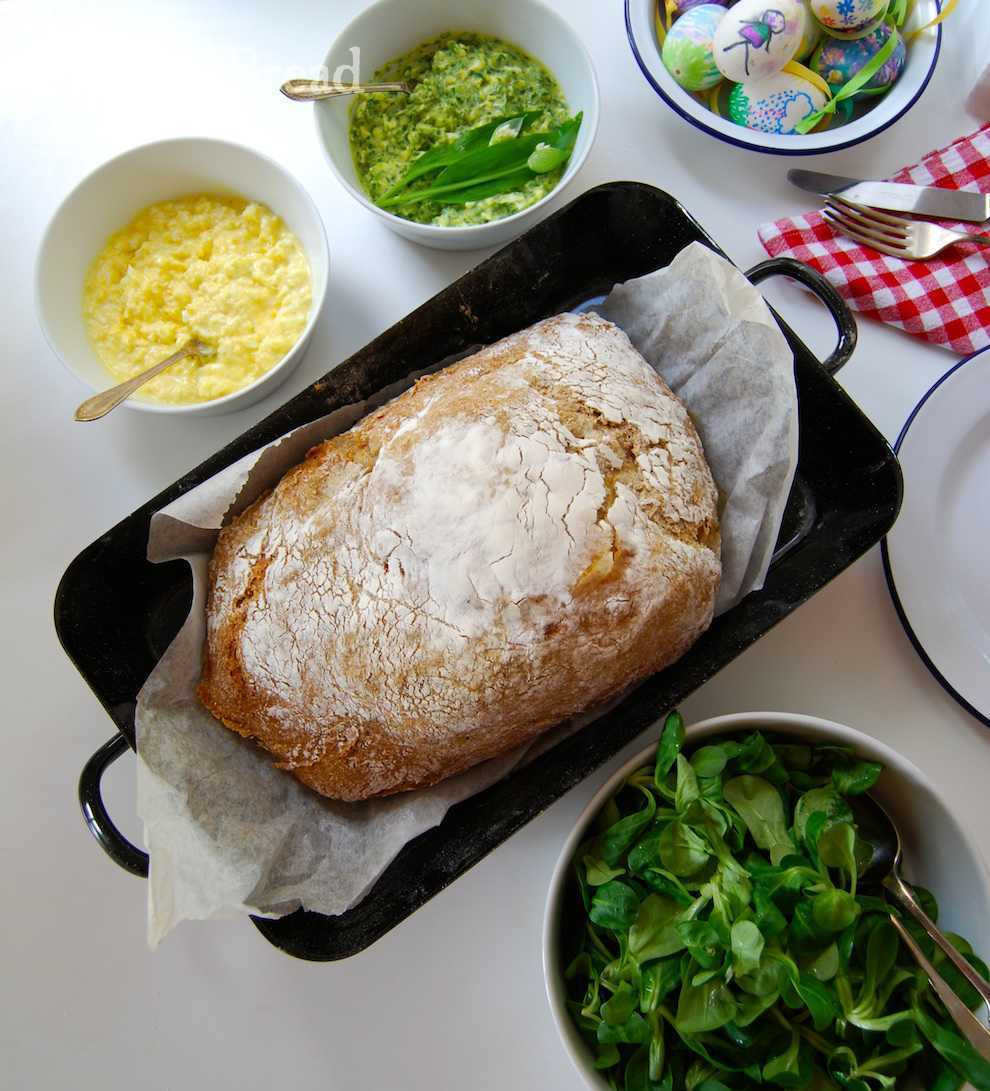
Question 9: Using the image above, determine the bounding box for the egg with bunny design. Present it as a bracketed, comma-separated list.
[713, 0, 807, 84]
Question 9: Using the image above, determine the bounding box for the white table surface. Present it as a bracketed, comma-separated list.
[3, 2, 989, 1087]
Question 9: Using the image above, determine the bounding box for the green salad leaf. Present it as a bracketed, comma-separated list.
[561, 717, 988, 1091]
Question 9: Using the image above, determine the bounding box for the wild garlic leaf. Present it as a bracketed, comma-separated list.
[380, 111, 540, 198]
[723, 776, 796, 865]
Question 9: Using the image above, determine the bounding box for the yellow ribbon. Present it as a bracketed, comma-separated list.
[654, 0, 667, 46]
[908, 0, 958, 40]
[782, 61, 832, 99]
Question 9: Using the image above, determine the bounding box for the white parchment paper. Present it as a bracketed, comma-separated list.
[136, 242, 797, 945]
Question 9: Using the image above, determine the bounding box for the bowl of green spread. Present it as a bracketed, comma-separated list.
[315, 0, 599, 250]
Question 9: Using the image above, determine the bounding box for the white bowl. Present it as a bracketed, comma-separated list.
[314, 0, 599, 251]
[543, 711, 990, 1090]
[625, 0, 942, 155]
[36, 137, 330, 416]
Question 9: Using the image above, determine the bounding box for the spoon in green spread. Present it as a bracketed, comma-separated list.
[280, 79, 411, 101]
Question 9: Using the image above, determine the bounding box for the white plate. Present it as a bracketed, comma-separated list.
[883, 348, 990, 726]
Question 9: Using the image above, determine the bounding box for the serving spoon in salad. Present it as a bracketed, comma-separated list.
[852, 793, 990, 1061]
[280, 79, 411, 101]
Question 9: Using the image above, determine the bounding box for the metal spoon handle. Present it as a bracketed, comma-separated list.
[886, 873, 990, 1013]
[890, 913, 990, 1063]
[280, 79, 410, 101]
[74, 341, 204, 421]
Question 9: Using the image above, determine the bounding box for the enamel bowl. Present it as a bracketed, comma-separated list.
[624, 0, 942, 154]
[314, 0, 599, 250]
[543, 710, 990, 1089]
[35, 137, 329, 416]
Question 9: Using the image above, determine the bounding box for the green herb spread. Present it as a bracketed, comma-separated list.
[350, 32, 570, 227]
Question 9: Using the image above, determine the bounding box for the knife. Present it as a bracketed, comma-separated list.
[788, 169, 990, 224]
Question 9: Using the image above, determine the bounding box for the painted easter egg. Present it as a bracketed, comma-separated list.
[728, 69, 828, 133]
[713, 0, 805, 84]
[811, 23, 905, 94]
[662, 3, 728, 91]
[793, 0, 823, 59]
[809, 0, 887, 33]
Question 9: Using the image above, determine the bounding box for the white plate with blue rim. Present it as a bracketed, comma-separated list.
[882, 347, 990, 727]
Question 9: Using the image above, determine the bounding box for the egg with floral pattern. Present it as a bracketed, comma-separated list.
[810, 0, 887, 32]
[728, 68, 828, 133]
[811, 23, 905, 95]
[662, 3, 728, 91]
[713, 0, 806, 84]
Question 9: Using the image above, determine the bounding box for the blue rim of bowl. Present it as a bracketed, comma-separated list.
[880, 346, 990, 729]
[623, 0, 942, 156]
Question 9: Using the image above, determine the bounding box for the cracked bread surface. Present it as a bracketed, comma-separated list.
[196, 312, 721, 801]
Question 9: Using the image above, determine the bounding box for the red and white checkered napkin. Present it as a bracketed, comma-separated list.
[758, 124, 990, 355]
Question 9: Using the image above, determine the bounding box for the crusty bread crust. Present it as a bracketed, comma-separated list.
[197, 313, 720, 800]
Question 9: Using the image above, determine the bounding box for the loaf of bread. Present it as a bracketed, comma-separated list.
[197, 312, 720, 801]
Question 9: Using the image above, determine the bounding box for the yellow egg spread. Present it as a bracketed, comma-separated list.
[82, 194, 311, 405]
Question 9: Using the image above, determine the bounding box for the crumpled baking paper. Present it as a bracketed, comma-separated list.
[136, 241, 797, 945]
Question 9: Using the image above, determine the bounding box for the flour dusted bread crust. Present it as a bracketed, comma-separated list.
[197, 313, 721, 801]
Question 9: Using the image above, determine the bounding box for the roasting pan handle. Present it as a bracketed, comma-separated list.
[79, 732, 149, 877]
[746, 258, 856, 376]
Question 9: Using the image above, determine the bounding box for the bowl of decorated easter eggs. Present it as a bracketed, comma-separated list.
[624, 0, 945, 153]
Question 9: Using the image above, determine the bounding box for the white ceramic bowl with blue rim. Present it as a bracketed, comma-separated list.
[35, 137, 330, 416]
[314, 0, 599, 251]
[624, 0, 942, 155]
[543, 710, 990, 1089]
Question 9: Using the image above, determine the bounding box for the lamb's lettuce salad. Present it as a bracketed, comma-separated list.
[563, 714, 990, 1091]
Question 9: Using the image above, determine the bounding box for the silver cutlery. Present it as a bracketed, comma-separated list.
[822, 195, 990, 259]
[789, 168, 990, 224]
[280, 79, 411, 102]
[74, 339, 213, 421]
[853, 792, 990, 1062]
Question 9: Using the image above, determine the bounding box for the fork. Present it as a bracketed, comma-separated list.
[822, 195, 990, 259]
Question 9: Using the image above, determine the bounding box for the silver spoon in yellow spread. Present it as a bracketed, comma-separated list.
[280, 79, 411, 101]
[74, 340, 214, 421]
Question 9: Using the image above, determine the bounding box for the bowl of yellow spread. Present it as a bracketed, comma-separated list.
[36, 138, 329, 415]
[314, 0, 599, 251]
